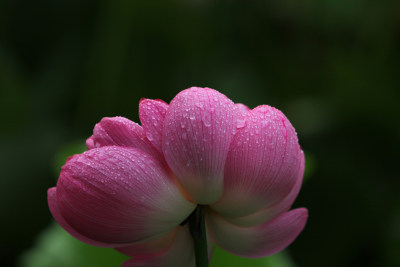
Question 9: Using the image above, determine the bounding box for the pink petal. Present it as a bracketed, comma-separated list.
[48, 187, 120, 247]
[86, 116, 160, 160]
[121, 225, 195, 267]
[222, 151, 305, 227]
[116, 228, 178, 257]
[139, 99, 169, 153]
[235, 103, 251, 117]
[162, 87, 240, 204]
[212, 105, 303, 217]
[235, 103, 250, 130]
[206, 208, 308, 258]
[53, 146, 196, 244]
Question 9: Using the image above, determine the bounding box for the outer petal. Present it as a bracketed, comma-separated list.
[222, 151, 305, 227]
[212, 105, 303, 217]
[206, 208, 308, 258]
[48, 187, 121, 247]
[86, 116, 160, 160]
[139, 99, 169, 153]
[53, 146, 196, 244]
[122, 225, 195, 267]
[235, 103, 251, 117]
[162, 87, 240, 204]
[116, 228, 178, 257]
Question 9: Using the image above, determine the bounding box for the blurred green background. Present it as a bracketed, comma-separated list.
[1, 0, 399, 266]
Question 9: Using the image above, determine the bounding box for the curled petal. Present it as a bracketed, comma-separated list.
[222, 151, 305, 227]
[235, 103, 251, 117]
[212, 105, 303, 217]
[139, 99, 169, 153]
[53, 146, 196, 244]
[48, 187, 120, 247]
[116, 228, 178, 257]
[162, 87, 240, 204]
[122, 225, 195, 267]
[206, 208, 308, 258]
[86, 117, 160, 160]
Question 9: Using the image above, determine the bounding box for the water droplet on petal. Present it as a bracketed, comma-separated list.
[147, 132, 154, 141]
[195, 102, 204, 108]
[202, 113, 211, 127]
[236, 119, 246, 129]
[180, 120, 186, 128]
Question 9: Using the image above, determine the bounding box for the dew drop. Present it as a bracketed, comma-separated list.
[236, 119, 246, 129]
[195, 102, 204, 108]
[180, 120, 186, 128]
[202, 113, 211, 127]
[147, 132, 154, 141]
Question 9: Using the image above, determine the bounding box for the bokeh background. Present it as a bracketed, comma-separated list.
[1, 0, 399, 266]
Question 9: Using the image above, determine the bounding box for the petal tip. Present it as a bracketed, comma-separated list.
[86, 136, 96, 149]
[47, 187, 57, 200]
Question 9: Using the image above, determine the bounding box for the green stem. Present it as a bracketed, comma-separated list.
[189, 205, 209, 267]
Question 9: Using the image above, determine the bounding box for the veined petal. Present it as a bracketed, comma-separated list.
[235, 103, 251, 117]
[206, 208, 308, 258]
[53, 146, 196, 244]
[116, 228, 178, 257]
[221, 151, 305, 227]
[162, 87, 240, 204]
[48, 187, 121, 247]
[212, 105, 303, 217]
[121, 225, 195, 267]
[139, 99, 169, 153]
[86, 117, 160, 160]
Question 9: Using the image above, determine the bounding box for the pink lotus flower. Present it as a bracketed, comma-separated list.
[48, 87, 308, 266]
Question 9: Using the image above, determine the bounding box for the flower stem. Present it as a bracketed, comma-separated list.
[189, 205, 209, 267]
